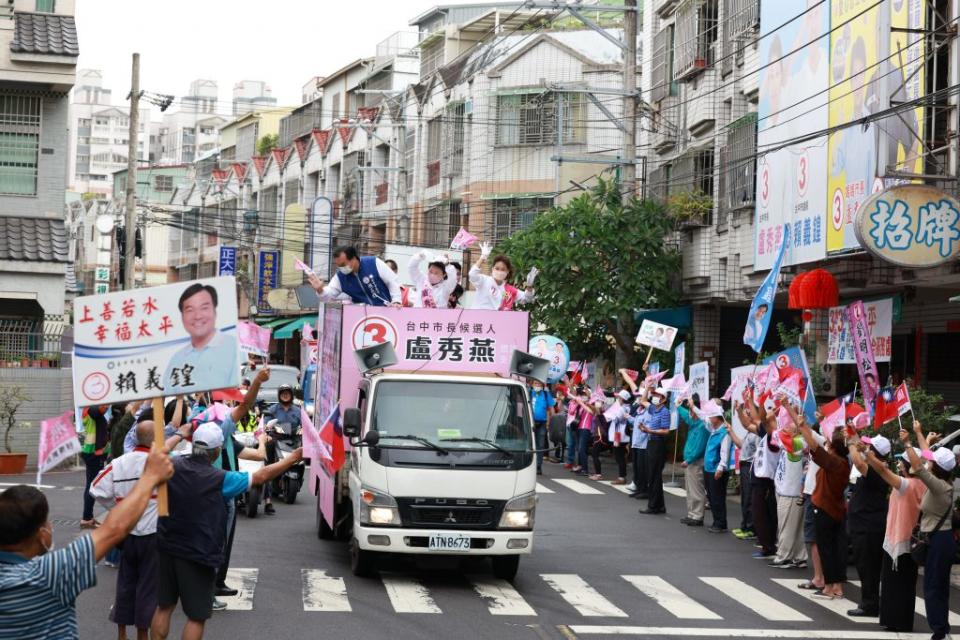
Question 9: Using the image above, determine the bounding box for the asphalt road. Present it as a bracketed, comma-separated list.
[7, 462, 960, 640]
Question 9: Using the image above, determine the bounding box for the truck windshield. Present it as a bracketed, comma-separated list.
[372, 381, 531, 452]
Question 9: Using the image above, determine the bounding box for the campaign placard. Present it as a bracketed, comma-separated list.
[73, 277, 240, 406]
[636, 320, 678, 352]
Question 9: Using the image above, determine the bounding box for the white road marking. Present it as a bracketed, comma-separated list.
[566, 626, 931, 638]
[622, 575, 722, 620]
[220, 568, 258, 611]
[850, 580, 960, 625]
[699, 577, 810, 621]
[551, 478, 604, 495]
[469, 576, 536, 616]
[770, 578, 869, 623]
[535, 482, 555, 494]
[0, 482, 55, 489]
[541, 574, 628, 618]
[598, 481, 633, 495]
[380, 576, 441, 614]
[663, 486, 687, 498]
[301, 569, 351, 612]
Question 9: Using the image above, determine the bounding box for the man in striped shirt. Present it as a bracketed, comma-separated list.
[0, 448, 174, 640]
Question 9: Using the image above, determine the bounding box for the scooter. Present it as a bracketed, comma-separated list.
[233, 431, 265, 517]
[266, 421, 304, 505]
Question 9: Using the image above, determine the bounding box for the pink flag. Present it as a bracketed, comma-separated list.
[660, 373, 687, 392]
[302, 322, 314, 342]
[623, 369, 639, 382]
[673, 382, 693, 405]
[820, 402, 846, 442]
[449, 227, 478, 250]
[37, 411, 82, 484]
[588, 388, 606, 405]
[603, 403, 624, 423]
[775, 372, 803, 408]
[301, 408, 323, 463]
[238, 320, 271, 357]
[642, 370, 668, 388]
[294, 257, 315, 275]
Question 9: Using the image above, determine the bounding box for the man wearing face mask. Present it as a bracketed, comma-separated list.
[306, 245, 402, 307]
[0, 448, 174, 640]
[529, 380, 556, 475]
[637, 386, 673, 515]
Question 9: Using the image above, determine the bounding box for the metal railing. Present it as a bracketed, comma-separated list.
[0, 317, 69, 368]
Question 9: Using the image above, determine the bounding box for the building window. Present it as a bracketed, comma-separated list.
[420, 39, 444, 78]
[404, 128, 416, 193]
[0, 95, 41, 196]
[423, 205, 448, 248]
[495, 92, 584, 147]
[443, 102, 465, 177]
[154, 175, 174, 192]
[35, 0, 55, 12]
[674, 0, 719, 81]
[426, 118, 442, 187]
[722, 113, 756, 211]
[651, 25, 679, 103]
[491, 197, 554, 244]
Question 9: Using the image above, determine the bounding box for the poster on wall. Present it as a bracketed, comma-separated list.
[826, 0, 925, 253]
[755, 0, 829, 269]
[827, 298, 893, 364]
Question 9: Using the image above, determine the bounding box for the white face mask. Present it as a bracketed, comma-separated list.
[337, 265, 353, 275]
[492, 268, 509, 283]
[651, 396, 663, 406]
[428, 273, 443, 286]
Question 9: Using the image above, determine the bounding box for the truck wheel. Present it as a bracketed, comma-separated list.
[316, 499, 334, 540]
[491, 555, 520, 582]
[246, 487, 260, 518]
[283, 477, 297, 504]
[350, 538, 376, 578]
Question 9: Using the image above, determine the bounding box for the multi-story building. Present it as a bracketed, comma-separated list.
[220, 107, 293, 165]
[0, 0, 78, 325]
[67, 68, 150, 197]
[641, 0, 960, 402]
[232, 80, 276, 116]
[153, 79, 229, 164]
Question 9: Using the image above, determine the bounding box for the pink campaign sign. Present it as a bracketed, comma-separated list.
[337, 306, 530, 411]
[238, 320, 271, 357]
[37, 411, 82, 483]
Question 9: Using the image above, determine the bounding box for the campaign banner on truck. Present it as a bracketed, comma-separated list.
[73, 277, 240, 407]
[636, 320, 678, 352]
[827, 298, 893, 364]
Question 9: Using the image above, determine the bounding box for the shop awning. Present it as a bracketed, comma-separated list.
[257, 317, 293, 329]
[633, 305, 693, 331]
[273, 316, 316, 340]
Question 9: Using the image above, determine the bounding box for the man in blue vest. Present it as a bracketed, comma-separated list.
[307, 245, 402, 306]
[150, 423, 303, 640]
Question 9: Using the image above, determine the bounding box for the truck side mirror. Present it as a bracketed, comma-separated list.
[343, 407, 362, 438]
[361, 430, 379, 447]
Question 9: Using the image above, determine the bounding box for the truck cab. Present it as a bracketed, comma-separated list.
[309, 304, 539, 581]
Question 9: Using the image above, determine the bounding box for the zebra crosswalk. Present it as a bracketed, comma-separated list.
[533, 476, 689, 498]
[218, 567, 959, 632]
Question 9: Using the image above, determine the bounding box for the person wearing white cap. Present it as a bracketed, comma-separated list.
[864, 437, 927, 633]
[637, 386, 674, 515]
[697, 399, 734, 533]
[845, 434, 891, 617]
[151, 422, 304, 640]
[902, 420, 956, 640]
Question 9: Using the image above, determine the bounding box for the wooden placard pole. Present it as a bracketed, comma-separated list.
[152, 397, 169, 516]
[643, 346, 655, 367]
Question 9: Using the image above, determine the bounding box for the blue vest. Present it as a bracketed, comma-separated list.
[337, 256, 391, 306]
[157, 455, 228, 568]
[704, 426, 735, 474]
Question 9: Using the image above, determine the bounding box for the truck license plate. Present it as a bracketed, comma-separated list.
[428, 534, 470, 551]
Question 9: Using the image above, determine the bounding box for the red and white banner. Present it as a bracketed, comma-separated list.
[37, 411, 82, 484]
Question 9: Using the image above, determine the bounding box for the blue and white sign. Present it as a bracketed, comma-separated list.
[218, 246, 237, 276]
[854, 184, 960, 268]
[529, 335, 570, 384]
[744, 224, 788, 353]
[257, 250, 280, 316]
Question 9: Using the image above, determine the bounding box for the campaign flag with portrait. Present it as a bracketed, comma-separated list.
[72, 277, 240, 407]
[744, 224, 787, 352]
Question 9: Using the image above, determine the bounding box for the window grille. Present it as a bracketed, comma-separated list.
[491, 197, 554, 244]
[674, 0, 719, 81]
[154, 175, 173, 192]
[495, 92, 584, 146]
[0, 95, 40, 196]
[651, 26, 678, 103]
[723, 113, 756, 211]
[443, 102, 465, 177]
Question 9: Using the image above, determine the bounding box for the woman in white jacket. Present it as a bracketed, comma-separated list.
[469, 242, 536, 310]
[408, 251, 458, 308]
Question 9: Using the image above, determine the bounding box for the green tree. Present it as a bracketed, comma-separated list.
[498, 179, 681, 365]
[257, 133, 279, 156]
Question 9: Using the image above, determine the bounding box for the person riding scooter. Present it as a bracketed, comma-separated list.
[262, 384, 303, 514]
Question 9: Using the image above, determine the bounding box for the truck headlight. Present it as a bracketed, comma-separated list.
[358, 487, 400, 527]
[499, 492, 536, 530]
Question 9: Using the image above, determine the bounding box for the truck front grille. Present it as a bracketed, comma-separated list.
[396, 498, 506, 530]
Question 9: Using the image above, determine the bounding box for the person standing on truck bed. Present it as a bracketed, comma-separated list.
[307, 245, 402, 307]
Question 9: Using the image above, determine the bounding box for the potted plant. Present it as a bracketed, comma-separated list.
[0, 386, 32, 474]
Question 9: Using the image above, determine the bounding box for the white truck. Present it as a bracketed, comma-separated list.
[308, 303, 541, 581]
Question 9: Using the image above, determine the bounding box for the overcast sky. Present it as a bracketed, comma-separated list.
[75, 0, 458, 119]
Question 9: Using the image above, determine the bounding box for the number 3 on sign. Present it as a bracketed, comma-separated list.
[797, 152, 808, 197]
[760, 165, 770, 208]
[351, 316, 398, 350]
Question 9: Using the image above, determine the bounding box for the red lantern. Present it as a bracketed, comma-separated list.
[802, 310, 814, 322]
[788, 272, 809, 309]
[798, 269, 839, 309]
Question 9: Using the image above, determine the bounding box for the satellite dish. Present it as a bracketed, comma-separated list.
[95, 215, 114, 234]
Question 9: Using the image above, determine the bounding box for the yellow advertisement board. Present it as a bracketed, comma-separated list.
[826, 0, 925, 253]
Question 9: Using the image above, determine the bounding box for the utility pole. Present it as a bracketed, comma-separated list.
[622, 0, 638, 204]
[123, 52, 141, 290]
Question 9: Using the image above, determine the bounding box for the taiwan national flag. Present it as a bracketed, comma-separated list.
[315, 406, 345, 476]
[873, 387, 901, 428]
